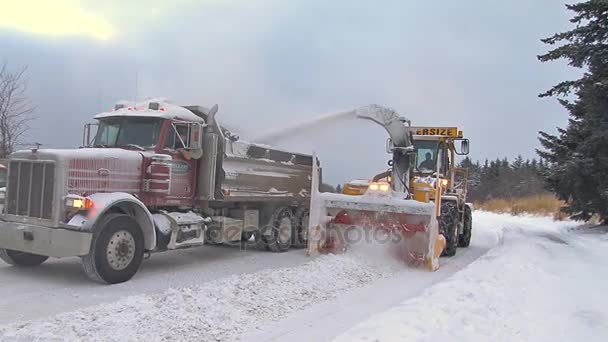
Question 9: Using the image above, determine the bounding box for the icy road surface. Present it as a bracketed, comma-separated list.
[0, 212, 603, 341]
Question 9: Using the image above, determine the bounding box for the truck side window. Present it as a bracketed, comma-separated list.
[165, 123, 191, 150]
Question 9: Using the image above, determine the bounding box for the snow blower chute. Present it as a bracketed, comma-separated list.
[306, 105, 445, 270]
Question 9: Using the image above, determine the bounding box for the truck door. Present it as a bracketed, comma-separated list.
[163, 121, 198, 202]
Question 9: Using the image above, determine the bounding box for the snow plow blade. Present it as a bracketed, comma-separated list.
[306, 157, 444, 271]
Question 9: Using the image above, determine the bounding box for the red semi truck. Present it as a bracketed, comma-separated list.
[0, 99, 313, 284]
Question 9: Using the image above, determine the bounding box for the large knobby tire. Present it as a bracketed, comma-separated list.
[439, 202, 459, 257]
[459, 205, 472, 247]
[262, 207, 294, 253]
[81, 213, 144, 284]
[0, 249, 49, 267]
[292, 207, 310, 249]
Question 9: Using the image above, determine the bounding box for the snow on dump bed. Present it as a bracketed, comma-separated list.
[0, 254, 396, 342]
[335, 212, 608, 342]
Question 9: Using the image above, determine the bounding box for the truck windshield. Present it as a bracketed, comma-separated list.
[93, 118, 162, 149]
[413, 140, 439, 173]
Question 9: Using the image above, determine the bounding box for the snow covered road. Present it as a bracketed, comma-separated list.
[335, 213, 608, 342]
[1, 212, 604, 341]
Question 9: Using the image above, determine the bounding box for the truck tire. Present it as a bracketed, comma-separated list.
[292, 207, 309, 248]
[459, 205, 472, 247]
[81, 213, 144, 284]
[0, 249, 48, 266]
[439, 201, 459, 257]
[241, 230, 255, 242]
[262, 207, 294, 253]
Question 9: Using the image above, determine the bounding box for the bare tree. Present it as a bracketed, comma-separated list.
[0, 62, 35, 158]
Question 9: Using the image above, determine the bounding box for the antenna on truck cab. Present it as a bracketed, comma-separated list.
[134, 70, 139, 102]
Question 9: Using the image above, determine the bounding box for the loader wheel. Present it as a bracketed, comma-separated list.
[262, 207, 294, 252]
[0, 249, 49, 267]
[459, 205, 472, 247]
[439, 202, 459, 257]
[81, 213, 144, 284]
[292, 207, 310, 249]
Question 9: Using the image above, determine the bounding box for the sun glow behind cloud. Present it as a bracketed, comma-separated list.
[0, 0, 113, 40]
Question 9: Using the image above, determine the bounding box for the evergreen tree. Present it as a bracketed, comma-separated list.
[537, 1, 608, 221]
[512, 155, 525, 170]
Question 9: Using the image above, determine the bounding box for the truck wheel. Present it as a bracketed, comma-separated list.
[263, 207, 294, 252]
[439, 202, 459, 257]
[459, 205, 472, 247]
[241, 230, 255, 242]
[292, 207, 309, 248]
[0, 249, 48, 266]
[81, 213, 144, 284]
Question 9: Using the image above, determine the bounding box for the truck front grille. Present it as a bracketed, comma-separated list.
[6, 160, 55, 219]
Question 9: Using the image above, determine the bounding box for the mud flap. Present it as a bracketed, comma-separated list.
[307, 155, 443, 271]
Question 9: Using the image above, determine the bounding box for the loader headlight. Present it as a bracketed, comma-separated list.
[368, 182, 390, 192]
[65, 196, 94, 211]
[441, 179, 448, 187]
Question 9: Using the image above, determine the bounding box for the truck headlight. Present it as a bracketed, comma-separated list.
[65, 196, 94, 211]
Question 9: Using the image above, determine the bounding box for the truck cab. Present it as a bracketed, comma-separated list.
[85, 101, 207, 208]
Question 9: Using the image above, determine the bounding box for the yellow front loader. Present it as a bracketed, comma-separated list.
[408, 126, 472, 256]
[306, 106, 454, 271]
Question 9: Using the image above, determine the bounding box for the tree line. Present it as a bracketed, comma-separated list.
[458, 156, 549, 203]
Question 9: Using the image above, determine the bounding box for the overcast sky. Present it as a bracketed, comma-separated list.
[0, 0, 577, 184]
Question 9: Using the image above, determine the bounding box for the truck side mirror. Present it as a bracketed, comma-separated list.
[188, 122, 204, 159]
[189, 123, 204, 150]
[455, 139, 470, 155]
[82, 123, 98, 147]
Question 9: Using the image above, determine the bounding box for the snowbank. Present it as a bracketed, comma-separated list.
[0, 254, 395, 342]
[335, 212, 608, 342]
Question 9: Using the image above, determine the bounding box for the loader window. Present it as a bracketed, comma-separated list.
[414, 140, 439, 173]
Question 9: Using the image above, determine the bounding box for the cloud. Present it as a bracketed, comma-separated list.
[0, 0, 113, 40]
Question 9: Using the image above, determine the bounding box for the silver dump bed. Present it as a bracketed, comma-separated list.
[186, 105, 314, 205]
[221, 140, 313, 203]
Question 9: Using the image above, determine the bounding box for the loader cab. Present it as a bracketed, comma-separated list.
[412, 138, 449, 176]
